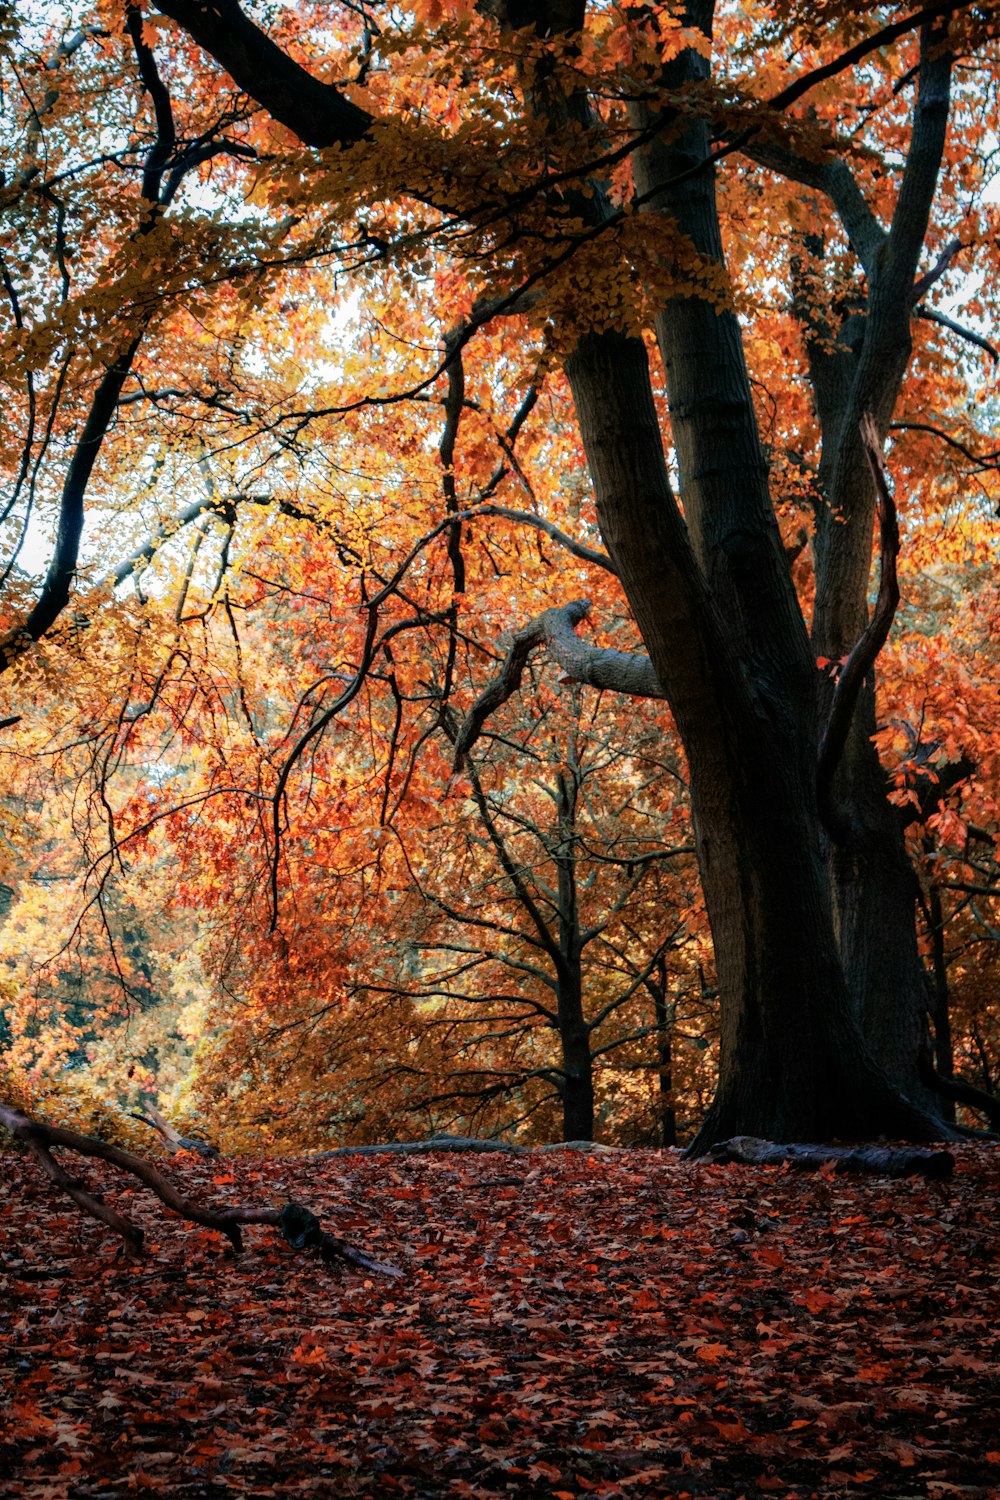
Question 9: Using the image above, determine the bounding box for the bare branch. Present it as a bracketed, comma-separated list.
[889, 420, 1000, 469]
[910, 236, 962, 303]
[470, 505, 615, 573]
[914, 304, 1000, 362]
[110, 492, 326, 586]
[454, 601, 663, 767]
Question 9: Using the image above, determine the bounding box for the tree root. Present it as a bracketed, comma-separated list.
[0, 1102, 402, 1275]
[918, 1060, 1000, 1132]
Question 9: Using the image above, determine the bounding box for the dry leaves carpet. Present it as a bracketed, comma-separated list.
[2, 1145, 999, 1499]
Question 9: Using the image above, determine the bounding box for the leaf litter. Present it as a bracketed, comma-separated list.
[1, 1144, 998, 1498]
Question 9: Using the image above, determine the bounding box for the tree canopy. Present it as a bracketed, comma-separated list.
[0, 0, 998, 1153]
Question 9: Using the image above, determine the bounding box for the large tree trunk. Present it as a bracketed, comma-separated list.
[827, 717, 935, 1099]
[801, 271, 940, 1110]
[559, 1020, 596, 1143]
[684, 734, 941, 1147]
[563, 331, 949, 1149]
[801, 23, 954, 1108]
[561, 3, 954, 1149]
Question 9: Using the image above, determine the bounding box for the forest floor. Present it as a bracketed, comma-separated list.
[1, 1143, 999, 1500]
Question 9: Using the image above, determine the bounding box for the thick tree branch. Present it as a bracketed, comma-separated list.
[817, 417, 900, 839]
[917, 1057, 1000, 1130]
[126, 6, 177, 210]
[812, 21, 954, 671]
[453, 601, 663, 767]
[155, 0, 973, 258]
[883, 21, 954, 304]
[468, 505, 615, 573]
[910, 236, 962, 302]
[154, 0, 372, 148]
[742, 144, 886, 276]
[0, 332, 145, 670]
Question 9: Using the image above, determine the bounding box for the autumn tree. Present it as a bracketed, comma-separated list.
[138, 0, 1000, 1145]
[1, 0, 999, 1155]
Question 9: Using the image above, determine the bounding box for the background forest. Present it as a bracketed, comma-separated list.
[1, 0, 999, 1156]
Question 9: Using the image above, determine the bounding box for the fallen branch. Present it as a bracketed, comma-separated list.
[706, 1135, 955, 1179]
[278, 1202, 404, 1278]
[321, 1133, 530, 1158]
[0, 1102, 401, 1274]
[319, 1134, 619, 1158]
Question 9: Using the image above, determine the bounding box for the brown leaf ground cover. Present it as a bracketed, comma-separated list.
[2, 1145, 999, 1499]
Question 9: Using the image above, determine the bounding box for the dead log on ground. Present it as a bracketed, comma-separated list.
[320, 1135, 618, 1158]
[707, 1135, 955, 1179]
[536, 1140, 618, 1152]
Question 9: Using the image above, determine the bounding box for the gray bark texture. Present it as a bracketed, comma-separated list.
[706, 1135, 955, 1179]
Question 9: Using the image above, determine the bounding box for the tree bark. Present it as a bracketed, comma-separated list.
[563, 327, 945, 1148]
[562, 4, 954, 1148]
[651, 970, 677, 1149]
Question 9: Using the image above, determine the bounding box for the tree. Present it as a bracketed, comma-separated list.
[370, 681, 703, 1143]
[1, 1, 998, 1151]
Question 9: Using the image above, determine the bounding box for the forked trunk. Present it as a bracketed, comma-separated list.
[564, 330, 952, 1150]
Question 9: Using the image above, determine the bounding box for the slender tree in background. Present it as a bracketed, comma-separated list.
[373, 687, 701, 1143]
